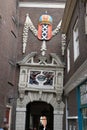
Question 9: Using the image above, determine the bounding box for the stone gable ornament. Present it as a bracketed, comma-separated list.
[22, 12, 62, 54]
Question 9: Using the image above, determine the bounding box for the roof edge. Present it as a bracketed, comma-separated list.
[61, 0, 77, 33]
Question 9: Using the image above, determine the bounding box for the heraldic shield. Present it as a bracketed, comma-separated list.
[38, 14, 53, 40]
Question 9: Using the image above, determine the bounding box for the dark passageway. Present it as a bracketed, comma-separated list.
[25, 101, 53, 130]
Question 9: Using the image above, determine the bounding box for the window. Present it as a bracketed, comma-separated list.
[69, 125, 72, 130]
[80, 82, 87, 105]
[78, 81, 87, 130]
[29, 70, 54, 88]
[4, 106, 12, 130]
[82, 108, 87, 130]
[73, 19, 79, 61]
[67, 43, 70, 72]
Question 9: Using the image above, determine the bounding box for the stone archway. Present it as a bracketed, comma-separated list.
[25, 101, 53, 130]
[16, 52, 65, 130]
[16, 94, 64, 130]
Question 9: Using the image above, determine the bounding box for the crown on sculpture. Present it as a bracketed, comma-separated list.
[39, 14, 53, 25]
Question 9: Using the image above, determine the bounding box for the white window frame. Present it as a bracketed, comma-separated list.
[67, 43, 70, 72]
[73, 19, 79, 61]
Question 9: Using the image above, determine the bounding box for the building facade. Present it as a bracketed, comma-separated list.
[0, 0, 18, 130]
[0, 0, 66, 130]
[15, 1, 66, 130]
[61, 0, 87, 130]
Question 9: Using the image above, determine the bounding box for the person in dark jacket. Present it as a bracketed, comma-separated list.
[39, 115, 48, 130]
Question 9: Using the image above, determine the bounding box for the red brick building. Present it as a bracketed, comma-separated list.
[0, 0, 18, 130]
[16, 1, 65, 130]
[0, 1, 66, 130]
[61, 0, 87, 130]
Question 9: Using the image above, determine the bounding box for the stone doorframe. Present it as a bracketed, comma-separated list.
[16, 52, 65, 130]
[16, 96, 64, 130]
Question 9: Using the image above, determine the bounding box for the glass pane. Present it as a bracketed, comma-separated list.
[82, 108, 87, 130]
[29, 70, 54, 86]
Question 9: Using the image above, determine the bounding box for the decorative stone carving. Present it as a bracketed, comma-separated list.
[40, 41, 47, 56]
[54, 71, 63, 103]
[17, 51, 65, 109]
[22, 13, 62, 53]
[38, 55, 47, 64]
[19, 90, 25, 101]
[61, 34, 66, 55]
[18, 69, 27, 88]
[52, 20, 62, 36]
[22, 14, 38, 53]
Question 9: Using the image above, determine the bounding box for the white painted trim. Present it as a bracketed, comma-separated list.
[19, 2, 65, 8]
[67, 116, 78, 119]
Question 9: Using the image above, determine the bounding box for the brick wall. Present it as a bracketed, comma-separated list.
[0, 0, 18, 128]
[64, 0, 87, 84]
[17, 7, 64, 61]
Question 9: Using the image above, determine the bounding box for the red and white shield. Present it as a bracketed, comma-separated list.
[38, 14, 53, 40]
[38, 24, 52, 40]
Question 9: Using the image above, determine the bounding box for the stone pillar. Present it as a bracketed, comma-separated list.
[54, 102, 64, 130]
[16, 107, 26, 130]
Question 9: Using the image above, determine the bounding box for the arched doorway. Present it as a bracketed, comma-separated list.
[25, 101, 53, 130]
